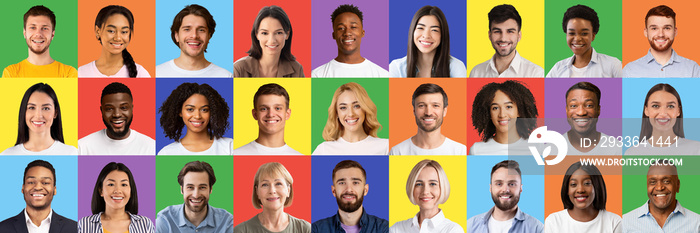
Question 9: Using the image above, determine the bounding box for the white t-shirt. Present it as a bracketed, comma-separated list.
[624, 137, 700, 155]
[469, 138, 531, 155]
[488, 215, 514, 233]
[78, 61, 150, 77]
[233, 140, 303, 155]
[544, 209, 621, 233]
[563, 132, 622, 155]
[157, 137, 233, 155]
[156, 59, 232, 78]
[78, 129, 155, 155]
[311, 59, 389, 78]
[389, 137, 466, 155]
[390, 210, 464, 233]
[312, 136, 388, 155]
[1, 141, 78, 155]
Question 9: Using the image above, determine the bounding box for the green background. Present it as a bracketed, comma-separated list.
[544, 0, 622, 73]
[0, 0, 78, 69]
[311, 78, 390, 153]
[622, 156, 700, 214]
[156, 156, 234, 214]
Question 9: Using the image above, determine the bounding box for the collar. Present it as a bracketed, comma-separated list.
[24, 208, 53, 227]
[88, 211, 145, 224]
[478, 206, 523, 225]
[240, 56, 296, 77]
[333, 207, 369, 228]
[176, 204, 216, 228]
[489, 51, 523, 75]
[644, 49, 680, 65]
[410, 209, 447, 228]
[637, 200, 686, 218]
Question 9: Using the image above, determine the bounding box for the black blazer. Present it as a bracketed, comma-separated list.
[0, 209, 77, 233]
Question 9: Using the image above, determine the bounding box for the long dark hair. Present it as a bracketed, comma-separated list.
[247, 6, 295, 62]
[640, 83, 684, 138]
[16, 83, 64, 145]
[95, 5, 138, 77]
[91, 162, 139, 215]
[406, 6, 451, 77]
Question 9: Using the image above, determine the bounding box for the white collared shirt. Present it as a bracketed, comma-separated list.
[546, 48, 622, 78]
[25, 208, 52, 233]
[469, 51, 544, 77]
[390, 209, 464, 233]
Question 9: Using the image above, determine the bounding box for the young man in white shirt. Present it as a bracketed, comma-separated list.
[311, 4, 389, 78]
[78, 82, 155, 155]
[390, 83, 466, 155]
[234, 83, 302, 155]
[470, 4, 543, 78]
[156, 4, 232, 78]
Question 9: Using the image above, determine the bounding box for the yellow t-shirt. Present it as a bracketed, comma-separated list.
[2, 59, 77, 78]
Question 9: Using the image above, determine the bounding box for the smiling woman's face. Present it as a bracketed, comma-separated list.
[96, 14, 131, 55]
[644, 90, 680, 135]
[567, 168, 595, 210]
[25, 91, 56, 135]
[101, 170, 131, 212]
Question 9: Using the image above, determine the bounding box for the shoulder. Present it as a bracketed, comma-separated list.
[600, 210, 621, 221]
[131, 129, 155, 141]
[53, 141, 79, 155]
[389, 56, 408, 77]
[449, 56, 467, 77]
[157, 141, 182, 155]
[311, 61, 333, 77]
[442, 218, 465, 233]
[79, 129, 105, 143]
[234, 56, 256, 73]
[449, 56, 466, 68]
[469, 141, 487, 155]
[131, 213, 155, 229]
[389, 138, 414, 155]
[77, 61, 97, 73]
[544, 209, 567, 226]
[0, 145, 22, 155]
[288, 214, 312, 230]
[596, 52, 622, 64]
[52, 211, 78, 229]
[133, 63, 151, 77]
[363, 59, 390, 76]
[0, 212, 22, 229]
[78, 213, 101, 227]
[156, 204, 178, 218]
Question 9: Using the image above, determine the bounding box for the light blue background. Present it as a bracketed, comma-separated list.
[0, 156, 78, 221]
[622, 78, 700, 153]
[467, 155, 544, 223]
[155, 1, 233, 72]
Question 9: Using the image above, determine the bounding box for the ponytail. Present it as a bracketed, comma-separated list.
[122, 49, 137, 77]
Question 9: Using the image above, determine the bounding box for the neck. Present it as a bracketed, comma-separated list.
[173, 54, 209, 71]
[335, 51, 365, 64]
[491, 205, 517, 221]
[416, 52, 435, 77]
[182, 130, 212, 142]
[184, 204, 208, 227]
[258, 209, 288, 228]
[97, 50, 124, 68]
[258, 54, 281, 77]
[27, 50, 54, 66]
[567, 207, 598, 222]
[650, 48, 673, 65]
[103, 207, 129, 220]
[412, 129, 445, 149]
[494, 130, 521, 144]
[338, 206, 363, 226]
[650, 129, 678, 147]
[341, 130, 368, 143]
[24, 131, 55, 152]
[493, 51, 516, 74]
[417, 208, 440, 227]
[573, 49, 593, 68]
[256, 131, 286, 148]
[649, 199, 676, 226]
[25, 206, 51, 227]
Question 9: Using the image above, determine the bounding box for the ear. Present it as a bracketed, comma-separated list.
[285, 31, 290, 40]
[442, 106, 448, 117]
[180, 186, 184, 195]
[95, 25, 101, 40]
[517, 30, 522, 42]
[175, 32, 180, 43]
[332, 31, 336, 40]
[361, 29, 365, 38]
[591, 33, 596, 42]
[677, 179, 681, 193]
[674, 27, 678, 37]
[644, 106, 649, 118]
[331, 185, 336, 196]
[285, 108, 291, 120]
[644, 27, 649, 38]
[54, 187, 58, 196]
[363, 183, 369, 196]
[23, 28, 26, 39]
[252, 108, 258, 120]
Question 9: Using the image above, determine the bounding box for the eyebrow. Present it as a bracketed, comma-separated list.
[417, 179, 439, 183]
[650, 101, 677, 104]
[106, 24, 130, 30]
[25, 176, 53, 181]
[417, 23, 440, 29]
[568, 28, 590, 31]
[107, 178, 129, 182]
[185, 104, 209, 108]
[491, 101, 513, 105]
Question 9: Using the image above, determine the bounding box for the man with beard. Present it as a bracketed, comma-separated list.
[467, 160, 542, 233]
[156, 161, 233, 233]
[156, 4, 232, 78]
[470, 4, 543, 78]
[2, 5, 77, 77]
[623, 5, 700, 77]
[0, 160, 77, 233]
[622, 160, 700, 232]
[78, 82, 155, 155]
[562, 82, 621, 155]
[312, 160, 388, 233]
[390, 83, 466, 155]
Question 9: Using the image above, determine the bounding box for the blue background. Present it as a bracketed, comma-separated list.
[0, 156, 78, 221]
[467, 155, 545, 223]
[388, 0, 467, 68]
[155, 78, 234, 153]
[155, 0, 233, 72]
[311, 156, 389, 222]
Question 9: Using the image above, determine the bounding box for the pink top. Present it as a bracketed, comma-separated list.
[78, 61, 151, 77]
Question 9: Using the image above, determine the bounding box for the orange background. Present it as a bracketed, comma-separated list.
[544, 156, 623, 218]
[77, 78, 156, 139]
[622, 0, 700, 66]
[77, 0, 156, 76]
[466, 78, 545, 149]
[233, 156, 312, 225]
[233, 0, 312, 77]
[388, 78, 467, 148]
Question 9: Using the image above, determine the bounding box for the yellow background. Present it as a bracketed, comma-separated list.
[466, 0, 545, 76]
[233, 78, 311, 154]
[389, 156, 467, 231]
[0, 78, 78, 150]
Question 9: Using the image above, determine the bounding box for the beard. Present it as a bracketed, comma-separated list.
[494, 42, 516, 57]
[415, 115, 443, 133]
[185, 198, 209, 213]
[102, 117, 133, 139]
[648, 36, 674, 52]
[26, 39, 51, 55]
[491, 192, 519, 211]
[336, 193, 364, 213]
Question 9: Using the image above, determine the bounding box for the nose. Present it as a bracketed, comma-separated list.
[655, 182, 666, 191]
[576, 105, 586, 116]
[421, 29, 431, 39]
[193, 110, 201, 119]
[192, 187, 200, 197]
[498, 107, 506, 118]
[114, 109, 123, 117]
[575, 184, 585, 194]
[266, 109, 273, 117]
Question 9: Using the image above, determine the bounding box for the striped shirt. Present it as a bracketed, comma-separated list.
[622, 201, 700, 233]
[78, 212, 154, 233]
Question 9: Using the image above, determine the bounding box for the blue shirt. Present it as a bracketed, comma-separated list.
[546, 48, 622, 78]
[156, 204, 233, 233]
[78, 212, 154, 233]
[467, 207, 543, 233]
[622, 200, 700, 233]
[312, 208, 388, 233]
[389, 56, 467, 77]
[622, 49, 700, 77]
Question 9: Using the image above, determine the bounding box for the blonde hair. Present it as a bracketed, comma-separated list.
[322, 82, 382, 141]
[405, 159, 450, 205]
[252, 162, 294, 209]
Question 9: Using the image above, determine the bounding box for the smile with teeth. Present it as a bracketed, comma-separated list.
[497, 42, 511, 48]
[420, 196, 434, 202]
[112, 196, 124, 200]
[266, 45, 278, 49]
[419, 40, 433, 47]
[31, 194, 46, 197]
[186, 41, 202, 46]
[499, 194, 512, 199]
[342, 194, 356, 201]
[574, 195, 588, 202]
[190, 198, 203, 204]
[422, 118, 436, 124]
[190, 121, 204, 127]
[572, 44, 585, 48]
[111, 120, 125, 127]
[654, 193, 668, 197]
[656, 118, 670, 125]
[264, 119, 280, 124]
[498, 119, 510, 126]
[345, 118, 358, 124]
[32, 39, 45, 43]
[32, 121, 46, 126]
[343, 39, 355, 44]
[574, 118, 590, 126]
[110, 42, 123, 48]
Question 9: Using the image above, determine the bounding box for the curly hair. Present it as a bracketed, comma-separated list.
[159, 83, 230, 141]
[322, 82, 382, 141]
[472, 80, 538, 142]
[562, 5, 599, 34]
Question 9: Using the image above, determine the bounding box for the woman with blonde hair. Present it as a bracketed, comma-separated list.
[312, 82, 388, 155]
[390, 159, 464, 233]
[234, 162, 310, 233]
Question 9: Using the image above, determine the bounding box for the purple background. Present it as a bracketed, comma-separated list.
[78, 156, 156, 224]
[544, 78, 623, 136]
[311, 0, 390, 70]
